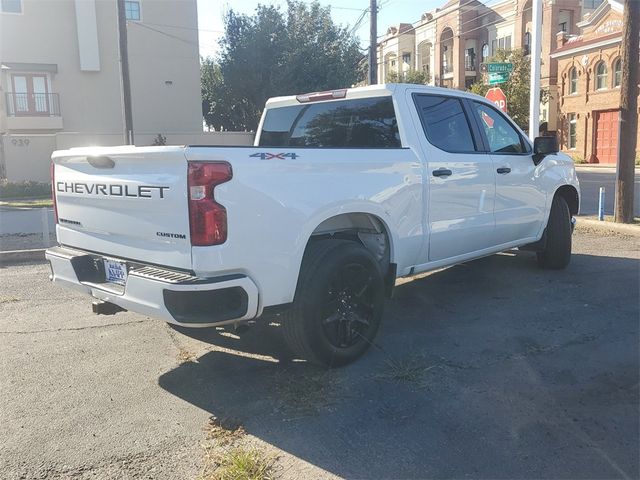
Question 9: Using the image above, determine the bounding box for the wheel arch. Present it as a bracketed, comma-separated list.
[554, 184, 580, 216]
[298, 210, 398, 297]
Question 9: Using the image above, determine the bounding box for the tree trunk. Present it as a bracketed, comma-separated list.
[615, 0, 639, 223]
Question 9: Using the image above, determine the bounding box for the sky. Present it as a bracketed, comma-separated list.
[196, 0, 444, 59]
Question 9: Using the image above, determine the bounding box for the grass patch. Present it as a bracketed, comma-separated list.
[203, 446, 275, 480]
[204, 416, 245, 447]
[0, 198, 53, 208]
[0, 180, 51, 199]
[374, 355, 438, 388]
[273, 364, 342, 416]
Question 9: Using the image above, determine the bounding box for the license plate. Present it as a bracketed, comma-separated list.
[104, 259, 128, 285]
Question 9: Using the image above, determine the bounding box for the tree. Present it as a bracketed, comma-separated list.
[468, 49, 547, 131]
[615, 0, 638, 223]
[386, 69, 431, 85]
[202, 1, 363, 131]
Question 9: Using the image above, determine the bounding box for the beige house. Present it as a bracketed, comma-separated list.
[0, 0, 251, 183]
[377, 0, 588, 132]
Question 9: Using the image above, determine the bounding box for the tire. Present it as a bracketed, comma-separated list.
[282, 239, 385, 367]
[537, 195, 572, 269]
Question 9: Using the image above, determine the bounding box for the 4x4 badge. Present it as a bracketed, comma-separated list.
[249, 152, 299, 160]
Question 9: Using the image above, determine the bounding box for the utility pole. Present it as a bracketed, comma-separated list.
[528, 0, 542, 140]
[368, 0, 378, 85]
[615, 0, 638, 223]
[117, 0, 134, 145]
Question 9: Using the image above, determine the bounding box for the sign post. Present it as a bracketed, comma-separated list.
[485, 87, 507, 113]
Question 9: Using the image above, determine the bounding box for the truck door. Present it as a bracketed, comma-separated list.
[412, 93, 497, 262]
[470, 101, 547, 243]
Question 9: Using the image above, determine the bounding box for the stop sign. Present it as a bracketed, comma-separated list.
[485, 87, 507, 113]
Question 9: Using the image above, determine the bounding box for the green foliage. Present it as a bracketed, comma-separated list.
[202, 1, 363, 131]
[0, 179, 51, 199]
[468, 49, 548, 131]
[152, 134, 167, 146]
[386, 69, 431, 85]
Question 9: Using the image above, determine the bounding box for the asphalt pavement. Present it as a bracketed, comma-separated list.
[1, 231, 638, 479]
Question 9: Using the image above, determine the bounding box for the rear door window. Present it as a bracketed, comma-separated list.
[413, 94, 477, 153]
[259, 97, 401, 148]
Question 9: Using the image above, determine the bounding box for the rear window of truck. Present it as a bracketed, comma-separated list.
[258, 96, 401, 148]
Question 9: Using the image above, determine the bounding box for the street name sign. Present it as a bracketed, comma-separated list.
[486, 63, 513, 73]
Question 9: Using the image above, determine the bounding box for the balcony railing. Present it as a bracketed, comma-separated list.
[441, 63, 453, 75]
[465, 58, 476, 70]
[5, 92, 61, 117]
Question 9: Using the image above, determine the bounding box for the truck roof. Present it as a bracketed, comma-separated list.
[264, 83, 489, 109]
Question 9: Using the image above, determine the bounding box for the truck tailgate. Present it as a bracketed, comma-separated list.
[52, 146, 192, 270]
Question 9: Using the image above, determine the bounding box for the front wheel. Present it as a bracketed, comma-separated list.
[537, 195, 572, 269]
[282, 239, 385, 367]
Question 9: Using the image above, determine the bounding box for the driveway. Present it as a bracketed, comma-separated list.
[1, 230, 638, 479]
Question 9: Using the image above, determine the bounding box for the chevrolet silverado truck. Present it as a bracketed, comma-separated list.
[46, 84, 580, 367]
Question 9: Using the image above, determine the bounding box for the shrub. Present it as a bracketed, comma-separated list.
[0, 179, 52, 199]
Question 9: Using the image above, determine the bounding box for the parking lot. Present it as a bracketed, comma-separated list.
[1, 230, 638, 479]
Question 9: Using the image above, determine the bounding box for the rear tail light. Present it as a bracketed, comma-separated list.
[187, 162, 232, 246]
[50, 161, 58, 224]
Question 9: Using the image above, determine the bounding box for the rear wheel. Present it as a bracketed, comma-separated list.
[282, 239, 385, 367]
[537, 195, 572, 269]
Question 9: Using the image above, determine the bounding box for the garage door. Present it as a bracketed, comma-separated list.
[594, 110, 619, 164]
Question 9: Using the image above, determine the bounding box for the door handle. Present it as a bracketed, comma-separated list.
[432, 168, 452, 178]
[497, 167, 511, 174]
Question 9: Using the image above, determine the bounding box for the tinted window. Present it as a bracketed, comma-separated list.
[413, 94, 476, 152]
[259, 97, 401, 148]
[474, 102, 527, 154]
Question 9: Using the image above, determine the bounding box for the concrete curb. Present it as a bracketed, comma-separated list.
[576, 218, 640, 236]
[0, 248, 47, 265]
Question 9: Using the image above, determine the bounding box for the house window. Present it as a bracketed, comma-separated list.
[613, 58, 622, 87]
[125, 0, 141, 20]
[465, 48, 476, 70]
[492, 36, 512, 55]
[402, 53, 411, 65]
[559, 22, 567, 32]
[9, 73, 53, 116]
[569, 67, 578, 94]
[595, 61, 608, 90]
[568, 113, 577, 149]
[481, 43, 489, 62]
[1, 0, 21, 13]
[523, 32, 531, 55]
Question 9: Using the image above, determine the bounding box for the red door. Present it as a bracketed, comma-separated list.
[594, 110, 619, 164]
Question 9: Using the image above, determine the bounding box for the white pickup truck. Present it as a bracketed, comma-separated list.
[46, 84, 580, 366]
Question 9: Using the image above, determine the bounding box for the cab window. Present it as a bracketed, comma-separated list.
[413, 94, 477, 153]
[473, 102, 529, 154]
[259, 96, 401, 148]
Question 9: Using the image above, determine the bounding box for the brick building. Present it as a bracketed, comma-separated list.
[377, 0, 586, 132]
[551, 0, 638, 164]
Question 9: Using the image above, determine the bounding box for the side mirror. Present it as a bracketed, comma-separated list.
[533, 136, 558, 165]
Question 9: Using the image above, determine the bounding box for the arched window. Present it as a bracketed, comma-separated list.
[481, 43, 489, 62]
[569, 67, 578, 94]
[523, 32, 531, 56]
[613, 58, 622, 87]
[595, 61, 608, 90]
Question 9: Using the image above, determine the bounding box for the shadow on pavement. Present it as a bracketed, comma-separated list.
[160, 250, 639, 479]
